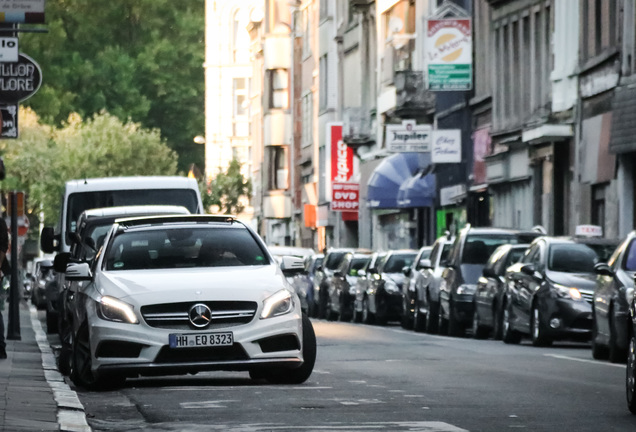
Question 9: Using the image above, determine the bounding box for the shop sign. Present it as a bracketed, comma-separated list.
[0, 37, 17, 62]
[575, 225, 602, 237]
[331, 182, 359, 212]
[0, 0, 45, 23]
[440, 184, 466, 206]
[386, 120, 432, 152]
[426, 18, 472, 90]
[0, 103, 17, 138]
[326, 122, 357, 203]
[431, 129, 461, 163]
[0, 53, 42, 101]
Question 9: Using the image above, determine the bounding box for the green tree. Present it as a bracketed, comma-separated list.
[201, 158, 252, 215]
[20, 0, 205, 172]
[2, 107, 179, 228]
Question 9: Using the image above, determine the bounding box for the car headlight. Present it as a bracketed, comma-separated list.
[261, 289, 295, 319]
[384, 280, 399, 294]
[456, 284, 477, 295]
[97, 296, 139, 324]
[553, 283, 582, 301]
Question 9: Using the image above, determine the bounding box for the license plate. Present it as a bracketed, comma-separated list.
[169, 332, 234, 348]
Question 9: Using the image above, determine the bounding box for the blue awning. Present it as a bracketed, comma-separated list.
[397, 170, 436, 208]
[366, 153, 433, 209]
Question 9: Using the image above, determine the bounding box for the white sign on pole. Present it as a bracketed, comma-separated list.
[385, 120, 432, 152]
[0, 38, 18, 63]
[431, 129, 461, 163]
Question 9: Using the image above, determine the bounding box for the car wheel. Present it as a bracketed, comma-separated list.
[57, 313, 73, 376]
[448, 300, 465, 337]
[362, 297, 374, 324]
[353, 304, 363, 323]
[426, 297, 439, 335]
[609, 312, 628, 363]
[46, 309, 58, 334]
[261, 314, 317, 385]
[627, 334, 636, 414]
[401, 298, 413, 330]
[413, 299, 426, 333]
[338, 297, 351, 322]
[493, 304, 504, 341]
[531, 303, 552, 347]
[472, 305, 489, 339]
[591, 313, 610, 360]
[502, 303, 521, 344]
[437, 304, 448, 336]
[70, 323, 124, 390]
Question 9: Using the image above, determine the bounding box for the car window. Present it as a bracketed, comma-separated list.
[325, 251, 347, 270]
[547, 244, 598, 273]
[382, 253, 416, 273]
[429, 242, 440, 265]
[351, 257, 370, 271]
[624, 239, 636, 271]
[461, 235, 516, 265]
[439, 242, 452, 266]
[105, 227, 269, 270]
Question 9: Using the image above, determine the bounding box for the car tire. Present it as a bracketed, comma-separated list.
[437, 305, 448, 336]
[493, 304, 504, 341]
[448, 300, 464, 337]
[70, 323, 125, 390]
[401, 300, 413, 330]
[338, 297, 351, 322]
[502, 303, 521, 344]
[46, 309, 58, 335]
[413, 299, 426, 333]
[627, 335, 636, 414]
[362, 297, 374, 324]
[261, 314, 317, 385]
[609, 312, 628, 364]
[426, 297, 439, 335]
[472, 305, 489, 339]
[531, 303, 552, 347]
[57, 313, 73, 376]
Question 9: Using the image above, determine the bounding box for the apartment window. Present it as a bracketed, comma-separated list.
[302, 93, 313, 148]
[266, 146, 289, 190]
[592, 184, 606, 228]
[267, 69, 289, 109]
[233, 78, 250, 137]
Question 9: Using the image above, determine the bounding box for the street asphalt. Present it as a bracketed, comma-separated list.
[0, 300, 91, 431]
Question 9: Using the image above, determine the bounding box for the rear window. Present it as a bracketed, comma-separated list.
[548, 244, 598, 273]
[462, 235, 518, 265]
[105, 226, 268, 271]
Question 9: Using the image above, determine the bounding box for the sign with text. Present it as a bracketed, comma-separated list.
[330, 183, 359, 212]
[0, 0, 45, 23]
[386, 120, 432, 152]
[0, 37, 17, 62]
[432, 129, 461, 163]
[0, 53, 42, 101]
[0, 103, 17, 138]
[326, 122, 357, 203]
[426, 18, 472, 90]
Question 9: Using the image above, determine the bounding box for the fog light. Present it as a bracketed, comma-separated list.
[549, 318, 561, 329]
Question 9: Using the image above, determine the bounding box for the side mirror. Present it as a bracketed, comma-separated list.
[520, 264, 535, 276]
[53, 253, 72, 273]
[483, 267, 497, 278]
[40, 227, 58, 254]
[419, 258, 432, 269]
[594, 262, 614, 277]
[280, 256, 305, 276]
[39, 259, 54, 271]
[65, 262, 92, 281]
[357, 269, 367, 277]
[402, 266, 412, 277]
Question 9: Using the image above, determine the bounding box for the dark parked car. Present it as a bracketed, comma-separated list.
[31, 258, 54, 310]
[472, 244, 529, 339]
[401, 245, 433, 329]
[592, 230, 636, 362]
[626, 273, 636, 414]
[292, 253, 324, 317]
[363, 249, 417, 325]
[439, 225, 539, 337]
[502, 236, 618, 346]
[353, 252, 387, 323]
[325, 252, 372, 321]
[315, 248, 355, 319]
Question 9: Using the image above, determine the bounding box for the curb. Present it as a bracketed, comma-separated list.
[29, 306, 92, 432]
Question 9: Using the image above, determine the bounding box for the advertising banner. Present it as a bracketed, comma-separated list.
[386, 120, 432, 152]
[431, 129, 461, 163]
[326, 122, 357, 196]
[330, 182, 359, 212]
[426, 18, 472, 90]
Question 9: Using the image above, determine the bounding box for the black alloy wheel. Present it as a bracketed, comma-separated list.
[502, 303, 521, 344]
[591, 311, 610, 360]
[426, 296, 439, 334]
[338, 296, 350, 322]
[627, 335, 636, 414]
[531, 303, 552, 347]
[70, 323, 124, 390]
[472, 305, 489, 339]
[609, 311, 628, 363]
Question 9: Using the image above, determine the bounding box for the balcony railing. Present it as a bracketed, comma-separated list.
[394, 70, 435, 117]
[343, 107, 375, 150]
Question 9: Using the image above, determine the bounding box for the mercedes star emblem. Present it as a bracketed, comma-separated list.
[189, 303, 212, 328]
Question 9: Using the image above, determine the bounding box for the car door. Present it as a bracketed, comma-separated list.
[594, 239, 627, 338]
[517, 241, 546, 333]
[509, 242, 541, 332]
[476, 248, 503, 327]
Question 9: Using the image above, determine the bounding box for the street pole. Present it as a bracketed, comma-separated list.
[7, 192, 20, 340]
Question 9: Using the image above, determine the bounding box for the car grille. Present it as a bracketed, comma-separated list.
[154, 344, 249, 363]
[141, 301, 258, 330]
[580, 291, 594, 304]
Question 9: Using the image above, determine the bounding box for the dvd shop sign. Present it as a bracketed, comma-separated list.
[331, 183, 359, 212]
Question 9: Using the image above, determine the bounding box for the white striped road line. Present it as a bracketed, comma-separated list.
[544, 353, 625, 368]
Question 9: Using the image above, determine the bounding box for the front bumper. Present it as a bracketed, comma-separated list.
[451, 294, 475, 325]
[376, 289, 403, 320]
[88, 308, 305, 378]
[541, 297, 593, 341]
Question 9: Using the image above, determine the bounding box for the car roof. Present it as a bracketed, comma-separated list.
[64, 176, 198, 192]
[81, 205, 190, 219]
[113, 214, 243, 231]
[267, 246, 315, 258]
[540, 236, 620, 246]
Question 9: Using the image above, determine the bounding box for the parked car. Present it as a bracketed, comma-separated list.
[314, 248, 355, 319]
[592, 230, 636, 362]
[502, 236, 618, 346]
[267, 246, 316, 315]
[31, 257, 54, 310]
[439, 225, 540, 337]
[292, 254, 324, 317]
[363, 249, 417, 325]
[472, 244, 529, 339]
[400, 246, 433, 329]
[325, 251, 372, 322]
[626, 273, 636, 414]
[411, 235, 455, 333]
[353, 252, 387, 323]
[57, 214, 315, 389]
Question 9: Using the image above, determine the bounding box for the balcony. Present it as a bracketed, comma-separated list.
[394, 70, 435, 118]
[349, 0, 374, 10]
[343, 107, 375, 152]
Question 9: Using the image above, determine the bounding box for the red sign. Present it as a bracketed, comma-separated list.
[331, 183, 359, 212]
[330, 124, 354, 183]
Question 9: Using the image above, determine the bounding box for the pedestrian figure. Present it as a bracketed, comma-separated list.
[0, 157, 8, 359]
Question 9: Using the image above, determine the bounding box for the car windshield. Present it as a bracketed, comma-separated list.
[383, 253, 416, 273]
[104, 226, 269, 270]
[351, 257, 370, 271]
[462, 235, 518, 265]
[325, 251, 348, 270]
[548, 244, 599, 273]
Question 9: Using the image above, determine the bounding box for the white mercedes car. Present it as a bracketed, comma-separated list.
[58, 215, 315, 389]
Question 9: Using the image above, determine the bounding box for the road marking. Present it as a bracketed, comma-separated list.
[543, 353, 624, 368]
[180, 400, 239, 409]
[197, 422, 468, 431]
[338, 398, 385, 406]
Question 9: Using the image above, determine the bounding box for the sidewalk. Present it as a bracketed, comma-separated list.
[0, 300, 91, 431]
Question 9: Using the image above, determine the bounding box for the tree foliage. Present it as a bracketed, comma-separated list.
[2, 107, 178, 229]
[201, 159, 253, 215]
[19, 0, 205, 172]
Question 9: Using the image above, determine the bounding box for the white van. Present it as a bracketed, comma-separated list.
[41, 176, 204, 254]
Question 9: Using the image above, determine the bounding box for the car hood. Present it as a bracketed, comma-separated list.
[95, 265, 291, 304]
[382, 273, 404, 285]
[546, 271, 597, 292]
